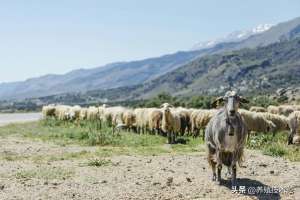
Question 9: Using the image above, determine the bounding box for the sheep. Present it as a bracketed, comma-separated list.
[190, 109, 217, 139]
[87, 106, 99, 121]
[238, 109, 276, 137]
[134, 108, 149, 134]
[205, 91, 248, 186]
[267, 105, 279, 114]
[102, 106, 127, 132]
[260, 112, 290, 133]
[278, 105, 295, 116]
[98, 104, 107, 120]
[111, 107, 126, 126]
[54, 105, 72, 121]
[42, 105, 56, 118]
[148, 108, 163, 135]
[288, 111, 300, 144]
[122, 109, 136, 132]
[249, 106, 267, 113]
[173, 107, 192, 136]
[161, 103, 181, 144]
[79, 108, 88, 120]
[70, 105, 81, 120]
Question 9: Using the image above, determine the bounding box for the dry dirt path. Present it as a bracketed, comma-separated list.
[0, 113, 42, 127]
[0, 136, 299, 200]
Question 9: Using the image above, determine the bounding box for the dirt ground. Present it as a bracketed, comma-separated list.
[0, 136, 299, 200]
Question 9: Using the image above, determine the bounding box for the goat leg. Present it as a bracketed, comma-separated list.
[211, 161, 216, 181]
[216, 150, 222, 184]
[231, 164, 237, 186]
[217, 164, 222, 185]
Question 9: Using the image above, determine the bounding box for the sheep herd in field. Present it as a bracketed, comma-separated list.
[42, 101, 300, 145]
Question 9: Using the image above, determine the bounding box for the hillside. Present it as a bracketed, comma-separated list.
[134, 37, 300, 98]
[0, 51, 202, 100]
[0, 17, 300, 101]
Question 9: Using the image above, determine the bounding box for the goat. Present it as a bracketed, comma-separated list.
[205, 91, 248, 186]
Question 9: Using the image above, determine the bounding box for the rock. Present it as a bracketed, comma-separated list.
[186, 177, 192, 182]
[166, 177, 173, 186]
[270, 170, 275, 174]
[152, 182, 160, 186]
[0, 185, 4, 190]
[259, 163, 268, 167]
[101, 180, 107, 184]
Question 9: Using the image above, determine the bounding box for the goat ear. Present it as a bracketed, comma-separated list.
[239, 96, 249, 104]
[211, 96, 224, 108]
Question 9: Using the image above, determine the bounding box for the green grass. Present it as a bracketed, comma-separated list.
[0, 119, 298, 161]
[86, 158, 112, 167]
[247, 132, 300, 161]
[0, 119, 205, 157]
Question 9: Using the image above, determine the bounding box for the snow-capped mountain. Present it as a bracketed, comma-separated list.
[191, 24, 274, 50]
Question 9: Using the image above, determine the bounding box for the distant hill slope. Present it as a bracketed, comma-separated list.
[14, 37, 300, 106]
[129, 37, 300, 99]
[0, 16, 300, 100]
[0, 51, 203, 100]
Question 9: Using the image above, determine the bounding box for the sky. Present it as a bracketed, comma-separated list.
[0, 0, 300, 83]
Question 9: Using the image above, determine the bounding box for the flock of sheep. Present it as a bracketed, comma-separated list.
[42, 102, 300, 145]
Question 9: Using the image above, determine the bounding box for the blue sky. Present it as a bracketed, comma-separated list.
[0, 0, 299, 82]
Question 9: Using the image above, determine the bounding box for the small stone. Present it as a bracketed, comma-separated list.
[101, 180, 107, 184]
[186, 177, 192, 182]
[270, 170, 274, 174]
[166, 177, 173, 186]
[152, 182, 160, 186]
[259, 163, 268, 167]
[0, 185, 4, 190]
[44, 181, 48, 185]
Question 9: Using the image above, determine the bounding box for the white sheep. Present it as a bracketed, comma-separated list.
[54, 105, 72, 121]
[267, 105, 279, 114]
[161, 103, 181, 144]
[79, 108, 88, 120]
[190, 109, 217, 138]
[42, 105, 56, 119]
[134, 108, 149, 134]
[249, 106, 267, 112]
[239, 109, 276, 137]
[260, 112, 290, 133]
[87, 106, 99, 121]
[288, 111, 300, 144]
[147, 108, 163, 135]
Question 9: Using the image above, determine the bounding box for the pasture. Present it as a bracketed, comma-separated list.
[0, 115, 299, 199]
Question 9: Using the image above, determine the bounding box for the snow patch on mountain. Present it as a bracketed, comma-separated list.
[191, 24, 274, 50]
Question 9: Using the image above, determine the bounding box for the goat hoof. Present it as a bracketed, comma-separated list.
[217, 178, 222, 185]
[231, 179, 237, 187]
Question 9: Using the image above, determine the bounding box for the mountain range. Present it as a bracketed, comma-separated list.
[1, 16, 300, 101]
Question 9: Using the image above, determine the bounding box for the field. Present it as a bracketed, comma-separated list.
[0, 119, 299, 199]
